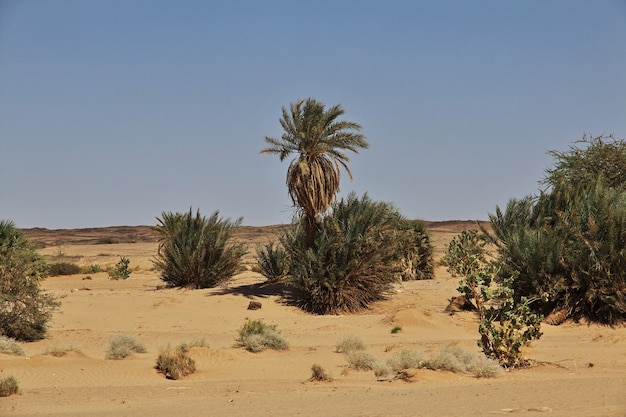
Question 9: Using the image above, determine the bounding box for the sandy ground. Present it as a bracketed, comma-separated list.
[2, 223, 625, 417]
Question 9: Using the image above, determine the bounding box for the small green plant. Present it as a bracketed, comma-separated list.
[253, 241, 290, 283]
[155, 343, 196, 380]
[236, 320, 288, 353]
[310, 363, 333, 382]
[108, 256, 131, 280]
[0, 336, 25, 356]
[335, 335, 365, 354]
[443, 229, 543, 368]
[48, 262, 82, 276]
[106, 334, 147, 360]
[0, 376, 20, 397]
[390, 326, 402, 334]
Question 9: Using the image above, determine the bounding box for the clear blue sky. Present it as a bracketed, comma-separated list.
[1, 0, 625, 228]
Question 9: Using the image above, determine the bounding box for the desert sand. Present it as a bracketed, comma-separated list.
[1, 222, 625, 417]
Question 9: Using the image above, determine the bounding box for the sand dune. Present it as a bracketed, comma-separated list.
[2, 223, 625, 416]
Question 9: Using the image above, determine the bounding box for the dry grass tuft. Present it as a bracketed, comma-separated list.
[155, 343, 196, 380]
[335, 335, 365, 354]
[105, 334, 147, 360]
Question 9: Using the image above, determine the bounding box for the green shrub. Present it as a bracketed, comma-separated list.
[108, 256, 131, 280]
[443, 229, 543, 368]
[489, 135, 626, 325]
[82, 264, 102, 274]
[0, 220, 59, 341]
[282, 193, 432, 314]
[48, 262, 82, 276]
[335, 335, 365, 354]
[155, 343, 196, 380]
[0, 376, 20, 397]
[253, 241, 290, 283]
[236, 319, 289, 352]
[106, 334, 147, 359]
[0, 336, 25, 356]
[396, 220, 435, 281]
[153, 209, 248, 289]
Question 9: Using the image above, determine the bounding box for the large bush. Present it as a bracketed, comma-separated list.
[489, 135, 626, 324]
[0, 220, 59, 341]
[152, 209, 248, 289]
[282, 193, 434, 314]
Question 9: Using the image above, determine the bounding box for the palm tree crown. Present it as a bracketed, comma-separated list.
[261, 98, 369, 245]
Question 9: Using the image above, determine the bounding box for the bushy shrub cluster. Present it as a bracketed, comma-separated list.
[490, 135, 626, 325]
[0, 376, 20, 397]
[279, 193, 434, 314]
[153, 209, 248, 289]
[106, 334, 147, 360]
[236, 319, 289, 353]
[253, 241, 289, 283]
[155, 343, 196, 380]
[0, 220, 59, 341]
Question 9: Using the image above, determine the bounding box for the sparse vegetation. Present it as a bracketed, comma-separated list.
[48, 262, 82, 276]
[346, 351, 378, 371]
[386, 346, 502, 378]
[310, 363, 333, 382]
[0, 220, 59, 341]
[153, 208, 248, 289]
[335, 335, 366, 353]
[0, 376, 20, 397]
[43, 343, 82, 357]
[105, 334, 147, 359]
[390, 326, 402, 334]
[0, 336, 25, 356]
[108, 256, 132, 280]
[236, 319, 288, 353]
[155, 343, 196, 380]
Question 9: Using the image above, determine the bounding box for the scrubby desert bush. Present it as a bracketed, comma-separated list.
[443, 229, 543, 368]
[335, 335, 366, 353]
[0, 376, 20, 397]
[396, 220, 435, 281]
[43, 343, 82, 357]
[282, 193, 434, 314]
[386, 349, 426, 371]
[236, 319, 288, 353]
[153, 209, 248, 289]
[0, 220, 59, 341]
[155, 343, 196, 380]
[426, 345, 503, 378]
[0, 336, 25, 356]
[106, 334, 147, 359]
[310, 363, 333, 382]
[48, 262, 82, 276]
[386, 346, 502, 378]
[346, 351, 377, 371]
[253, 241, 290, 283]
[108, 256, 131, 280]
[489, 135, 626, 325]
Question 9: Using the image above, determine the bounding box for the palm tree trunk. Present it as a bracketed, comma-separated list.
[304, 213, 317, 248]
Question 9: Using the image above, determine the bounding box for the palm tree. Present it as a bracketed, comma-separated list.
[261, 98, 369, 246]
